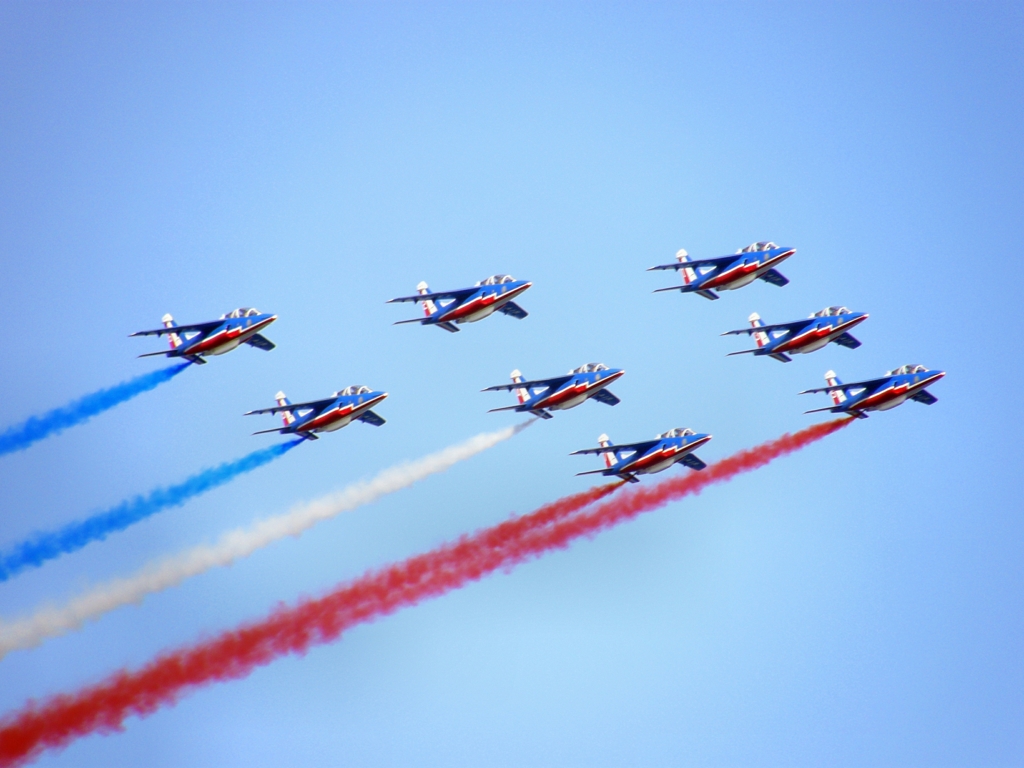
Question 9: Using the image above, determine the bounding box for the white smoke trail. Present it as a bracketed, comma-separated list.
[0, 422, 531, 658]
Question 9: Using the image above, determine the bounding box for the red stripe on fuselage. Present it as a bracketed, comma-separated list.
[773, 315, 865, 354]
[701, 250, 793, 290]
[297, 393, 387, 432]
[852, 373, 943, 411]
[533, 370, 624, 409]
[185, 316, 275, 354]
[439, 283, 530, 321]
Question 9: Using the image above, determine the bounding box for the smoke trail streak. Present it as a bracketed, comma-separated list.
[0, 422, 531, 658]
[0, 365, 190, 458]
[0, 419, 848, 766]
[0, 442, 302, 583]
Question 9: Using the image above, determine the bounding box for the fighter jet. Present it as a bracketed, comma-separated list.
[245, 386, 388, 440]
[482, 363, 624, 419]
[388, 274, 531, 332]
[571, 427, 712, 483]
[722, 306, 869, 362]
[648, 242, 795, 300]
[131, 308, 277, 365]
[800, 365, 945, 419]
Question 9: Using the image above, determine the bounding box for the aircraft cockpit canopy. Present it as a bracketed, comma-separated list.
[222, 307, 262, 319]
[812, 306, 851, 318]
[737, 241, 778, 254]
[338, 385, 373, 396]
[476, 274, 516, 286]
[660, 427, 695, 438]
[887, 364, 928, 376]
[572, 362, 608, 374]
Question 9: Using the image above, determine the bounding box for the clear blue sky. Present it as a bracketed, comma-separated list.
[1, 2, 1022, 765]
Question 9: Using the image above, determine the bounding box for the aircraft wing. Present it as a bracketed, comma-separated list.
[356, 409, 387, 426]
[758, 268, 789, 287]
[831, 332, 862, 349]
[647, 255, 737, 272]
[244, 398, 337, 416]
[497, 301, 528, 319]
[799, 377, 890, 395]
[721, 319, 810, 336]
[591, 388, 621, 406]
[130, 320, 222, 337]
[387, 287, 477, 304]
[571, 439, 659, 456]
[679, 453, 707, 470]
[910, 389, 938, 405]
[481, 375, 573, 392]
[243, 333, 276, 351]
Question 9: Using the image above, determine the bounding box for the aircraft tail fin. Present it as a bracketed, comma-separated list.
[162, 313, 182, 350]
[598, 434, 617, 468]
[676, 249, 698, 287]
[417, 281, 438, 317]
[511, 369, 530, 404]
[825, 370, 847, 405]
[275, 391, 296, 426]
[749, 312, 770, 349]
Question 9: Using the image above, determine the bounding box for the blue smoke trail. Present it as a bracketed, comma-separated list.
[0, 364, 190, 457]
[0, 440, 301, 582]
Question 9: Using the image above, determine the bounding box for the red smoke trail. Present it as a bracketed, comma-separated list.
[0, 419, 849, 766]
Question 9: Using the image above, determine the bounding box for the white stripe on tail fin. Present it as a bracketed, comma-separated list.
[598, 433, 617, 468]
[676, 249, 697, 286]
[162, 313, 182, 350]
[510, 370, 529, 404]
[749, 312, 770, 348]
[417, 281, 438, 317]
[825, 370, 847, 405]
[275, 391, 296, 426]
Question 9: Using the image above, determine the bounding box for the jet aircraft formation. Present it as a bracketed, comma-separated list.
[130, 248, 943, 478]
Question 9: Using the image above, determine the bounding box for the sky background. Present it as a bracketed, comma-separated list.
[1, 1, 1022, 765]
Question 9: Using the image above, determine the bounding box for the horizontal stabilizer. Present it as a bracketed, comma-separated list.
[726, 349, 759, 356]
[393, 318, 427, 325]
[356, 409, 387, 426]
[679, 454, 707, 470]
[647, 255, 735, 271]
[758, 268, 789, 287]
[572, 439, 656, 456]
[137, 350, 171, 359]
[387, 288, 475, 304]
[244, 333, 276, 351]
[483, 375, 572, 392]
[436, 321, 460, 333]
[832, 332, 862, 349]
[591, 389, 621, 406]
[770, 352, 792, 362]
[696, 289, 720, 300]
[803, 406, 842, 415]
[800, 376, 889, 395]
[652, 286, 684, 293]
[252, 427, 287, 435]
[497, 301, 528, 319]
[910, 389, 938, 405]
[245, 398, 335, 416]
[129, 320, 221, 337]
[576, 468, 612, 477]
